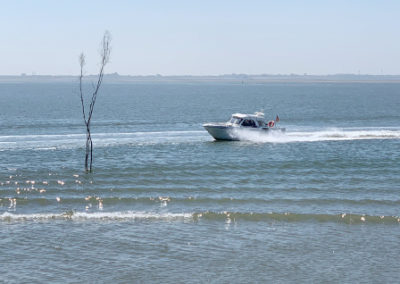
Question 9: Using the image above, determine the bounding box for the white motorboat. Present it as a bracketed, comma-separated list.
[203, 112, 285, 141]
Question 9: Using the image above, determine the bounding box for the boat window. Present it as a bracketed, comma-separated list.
[241, 119, 257, 127]
[229, 117, 242, 124]
[257, 120, 266, 127]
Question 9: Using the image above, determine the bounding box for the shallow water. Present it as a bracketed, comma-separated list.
[1, 82, 400, 282]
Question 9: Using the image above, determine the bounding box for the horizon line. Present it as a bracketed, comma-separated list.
[2, 73, 400, 77]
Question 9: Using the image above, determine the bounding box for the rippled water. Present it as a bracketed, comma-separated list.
[1, 82, 400, 282]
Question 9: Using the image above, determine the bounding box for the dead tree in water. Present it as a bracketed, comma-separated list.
[79, 31, 111, 172]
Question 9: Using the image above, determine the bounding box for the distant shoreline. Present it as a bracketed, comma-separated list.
[1, 73, 400, 84]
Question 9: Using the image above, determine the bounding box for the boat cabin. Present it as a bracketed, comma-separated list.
[228, 113, 267, 128]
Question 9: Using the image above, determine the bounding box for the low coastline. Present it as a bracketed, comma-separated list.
[1, 73, 400, 84]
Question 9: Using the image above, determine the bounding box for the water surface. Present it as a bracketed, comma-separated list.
[1, 82, 399, 282]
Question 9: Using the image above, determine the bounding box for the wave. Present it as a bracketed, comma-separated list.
[195, 211, 400, 224]
[2, 196, 400, 207]
[1, 211, 399, 224]
[0, 211, 192, 221]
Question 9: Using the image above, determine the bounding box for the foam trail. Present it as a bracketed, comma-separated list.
[0, 211, 193, 221]
[0, 131, 208, 150]
[1, 211, 400, 224]
[234, 128, 400, 143]
[1, 128, 399, 150]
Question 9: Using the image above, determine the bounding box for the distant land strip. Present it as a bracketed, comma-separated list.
[1, 73, 400, 83]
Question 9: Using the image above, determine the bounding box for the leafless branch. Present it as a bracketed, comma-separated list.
[79, 53, 87, 125]
[78, 31, 111, 172]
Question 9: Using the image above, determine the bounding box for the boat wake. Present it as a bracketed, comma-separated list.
[0, 131, 208, 151]
[234, 128, 400, 143]
[0, 128, 399, 151]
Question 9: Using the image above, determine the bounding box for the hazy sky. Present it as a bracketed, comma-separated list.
[1, 0, 399, 75]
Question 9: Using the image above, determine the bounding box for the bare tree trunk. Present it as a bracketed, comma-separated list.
[85, 127, 90, 171]
[89, 132, 93, 171]
[79, 31, 111, 172]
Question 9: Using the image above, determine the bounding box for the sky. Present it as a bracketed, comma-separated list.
[1, 0, 399, 76]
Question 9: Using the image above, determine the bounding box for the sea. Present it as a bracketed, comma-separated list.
[0, 81, 399, 283]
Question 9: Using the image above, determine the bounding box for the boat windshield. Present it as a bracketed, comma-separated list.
[229, 117, 243, 125]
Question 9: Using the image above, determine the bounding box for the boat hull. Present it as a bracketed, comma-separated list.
[203, 124, 285, 141]
[203, 125, 239, 141]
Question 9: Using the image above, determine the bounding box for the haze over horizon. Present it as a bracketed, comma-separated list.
[1, 0, 399, 76]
